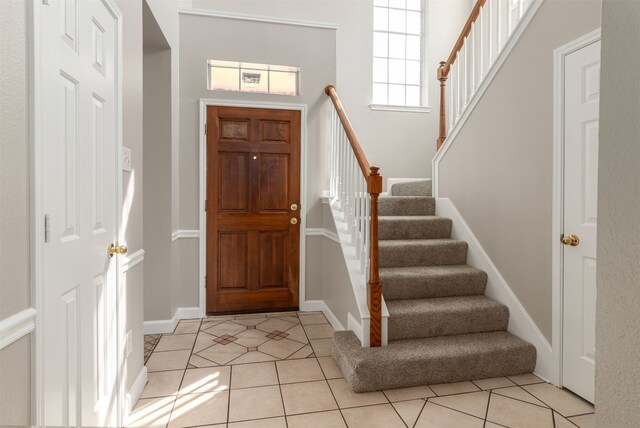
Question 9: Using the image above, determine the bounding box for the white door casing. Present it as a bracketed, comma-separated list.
[561, 39, 600, 404]
[38, 0, 122, 425]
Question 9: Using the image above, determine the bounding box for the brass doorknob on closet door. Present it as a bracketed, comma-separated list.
[290, 218, 298, 225]
[561, 235, 580, 246]
[108, 243, 128, 257]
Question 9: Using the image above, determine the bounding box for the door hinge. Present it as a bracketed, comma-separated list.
[205, 123, 207, 135]
[44, 214, 50, 243]
[205, 199, 207, 211]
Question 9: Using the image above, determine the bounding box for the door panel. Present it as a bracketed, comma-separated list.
[562, 39, 600, 404]
[41, 0, 120, 425]
[206, 107, 300, 313]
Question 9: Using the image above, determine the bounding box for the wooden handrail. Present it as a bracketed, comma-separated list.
[441, 0, 487, 77]
[437, 0, 487, 150]
[325, 84, 383, 347]
[325, 85, 372, 180]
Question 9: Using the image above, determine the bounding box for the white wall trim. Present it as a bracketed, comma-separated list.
[0, 308, 37, 350]
[199, 99, 309, 318]
[305, 228, 340, 244]
[171, 230, 200, 241]
[436, 198, 554, 381]
[178, 7, 339, 30]
[303, 300, 346, 332]
[122, 249, 145, 273]
[143, 306, 202, 335]
[551, 28, 602, 388]
[125, 366, 147, 419]
[432, 0, 544, 198]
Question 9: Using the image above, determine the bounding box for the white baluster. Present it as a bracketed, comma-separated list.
[469, 22, 476, 98]
[518, 0, 523, 19]
[462, 42, 468, 107]
[497, 0, 502, 52]
[448, 65, 454, 132]
[479, 7, 484, 83]
[508, 0, 512, 36]
[455, 61, 461, 121]
[488, 0, 494, 67]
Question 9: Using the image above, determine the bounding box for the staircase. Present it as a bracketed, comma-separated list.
[333, 180, 536, 392]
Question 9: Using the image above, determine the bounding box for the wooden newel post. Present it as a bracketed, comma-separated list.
[437, 61, 448, 150]
[367, 166, 383, 347]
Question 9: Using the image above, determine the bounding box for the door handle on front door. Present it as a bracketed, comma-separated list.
[108, 243, 128, 257]
[290, 218, 298, 225]
[561, 234, 580, 246]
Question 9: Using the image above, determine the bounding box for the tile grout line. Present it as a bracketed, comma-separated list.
[410, 399, 428, 428]
[428, 400, 487, 423]
[482, 390, 492, 427]
[164, 318, 203, 428]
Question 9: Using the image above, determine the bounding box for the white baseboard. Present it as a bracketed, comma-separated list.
[143, 306, 202, 335]
[125, 366, 148, 418]
[302, 300, 345, 332]
[436, 197, 554, 381]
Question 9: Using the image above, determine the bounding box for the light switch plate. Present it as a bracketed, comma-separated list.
[122, 146, 132, 172]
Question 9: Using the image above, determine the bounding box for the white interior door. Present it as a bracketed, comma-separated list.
[562, 39, 600, 404]
[40, 0, 122, 425]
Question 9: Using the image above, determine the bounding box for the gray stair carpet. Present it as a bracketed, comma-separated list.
[333, 179, 537, 392]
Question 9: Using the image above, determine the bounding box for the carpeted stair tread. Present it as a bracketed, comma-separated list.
[390, 179, 433, 197]
[379, 196, 435, 216]
[380, 265, 487, 300]
[386, 296, 509, 340]
[379, 216, 452, 240]
[380, 239, 468, 268]
[333, 330, 536, 392]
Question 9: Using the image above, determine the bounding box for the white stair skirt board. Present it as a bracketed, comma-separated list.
[143, 307, 202, 335]
[436, 198, 553, 381]
[125, 366, 148, 418]
[432, 0, 545, 198]
[0, 307, 37, 350]
[328, 198, 389, 347]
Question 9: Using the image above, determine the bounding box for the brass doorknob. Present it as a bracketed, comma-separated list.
[108, 243, 128, 257]
[561, 235, 580, 247]
[290, 218, 298, 225]
[290, 203, 298, 211]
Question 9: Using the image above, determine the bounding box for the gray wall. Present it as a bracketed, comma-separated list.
[143, 4, 174, 321]
[0, 0, 32, 424]
[438, 0, 601, 341]
[178, 13, 336, 305]
[596, 0, 640, 424]
[114, 0, 146, 398]
[190, 0, 473, 184]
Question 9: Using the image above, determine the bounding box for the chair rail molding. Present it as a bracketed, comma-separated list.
[171, 230, 200, 241]
[122, 249, 145, 273]
[0, 307, 37, 350]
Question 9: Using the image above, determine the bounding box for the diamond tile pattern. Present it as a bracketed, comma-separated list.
[130, 311, 595, 427]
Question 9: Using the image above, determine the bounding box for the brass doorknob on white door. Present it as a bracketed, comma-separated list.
[561, 234, 580, 246]
[108, 243, 128, 257]
[290, 218, 298, 225]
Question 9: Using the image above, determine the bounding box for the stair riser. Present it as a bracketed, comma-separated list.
[379, 219, 452, 240]
[381, 272, 487, 300]
[388, 306, 509, 340]
[379, 242, 468, 268]
[390, 180, 432, 197]
[335, 345, 536, 393]
[379, 198, 435, 216]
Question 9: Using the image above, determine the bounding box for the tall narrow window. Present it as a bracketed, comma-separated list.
[372, 0, 424, 107]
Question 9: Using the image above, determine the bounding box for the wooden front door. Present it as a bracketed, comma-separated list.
[206, 106, 301, 313]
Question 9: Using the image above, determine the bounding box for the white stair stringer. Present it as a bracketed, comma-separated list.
[328, 197, 389, 348]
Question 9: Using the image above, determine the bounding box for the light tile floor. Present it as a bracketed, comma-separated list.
[128, 311, 595, 428]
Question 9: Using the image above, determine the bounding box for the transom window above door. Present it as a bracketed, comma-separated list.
[372, 0, 426, 109]
[208, 60, 300, 96]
